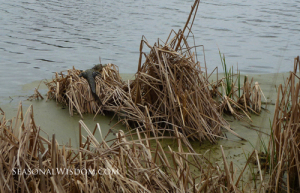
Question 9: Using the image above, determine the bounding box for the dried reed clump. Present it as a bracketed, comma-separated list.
[237, 77, 265, 114]
[45, 0, 244, 143]
[212, 53, 266, 121]
[267, 56, 300, 192]
[0, 103, 248, 192]
[46, 63, 124, 118]
[115, 0, 245, 142]
[221, 76, 265, 121]
[128, 33, 234, 143]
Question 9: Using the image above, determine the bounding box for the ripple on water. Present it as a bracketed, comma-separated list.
[0, 0, 300, 98]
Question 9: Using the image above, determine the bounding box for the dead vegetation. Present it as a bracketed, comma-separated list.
[127, 32, 234, 142]
[0, 103, 253, 193]
[46, 63, 124, 118]
[27, 81, 44, 101]
[46, 0, 247, 143]
[266, 56, 300, 192]
[2, 0, 299, 192]
[210, 51, 266, 121]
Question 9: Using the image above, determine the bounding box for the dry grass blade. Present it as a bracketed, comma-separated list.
[267, 56, 300, 192]
[0, 102, 248, 192]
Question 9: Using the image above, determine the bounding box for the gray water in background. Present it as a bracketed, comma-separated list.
[1, 0, 300, 99]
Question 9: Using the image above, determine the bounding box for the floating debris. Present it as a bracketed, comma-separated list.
[27, 80, 44, 101]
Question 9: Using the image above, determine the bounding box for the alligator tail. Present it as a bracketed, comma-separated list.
[92, 93, 102, 105]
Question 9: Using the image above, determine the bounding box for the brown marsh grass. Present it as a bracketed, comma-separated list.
[211, 51, 266, 121]
[46, 63, 124, 118]
[0, 102, 253, 192]
[267, 56, 300, 192]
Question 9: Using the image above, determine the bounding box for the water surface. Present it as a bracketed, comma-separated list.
[1, 0, 300, 99]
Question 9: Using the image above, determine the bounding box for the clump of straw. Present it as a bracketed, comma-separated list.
[128, 34, 234, 142]
[46, 63, 124, 118]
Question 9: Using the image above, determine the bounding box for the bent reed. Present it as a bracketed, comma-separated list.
[266, 56, 300, 192]
[0, 102, 248, 192]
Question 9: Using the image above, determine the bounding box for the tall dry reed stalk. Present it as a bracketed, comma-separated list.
[267, 56, 300, 192]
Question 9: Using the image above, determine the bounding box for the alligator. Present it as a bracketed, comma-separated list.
[79, 64, 103, 103]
